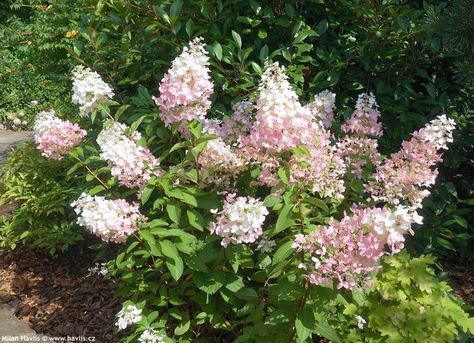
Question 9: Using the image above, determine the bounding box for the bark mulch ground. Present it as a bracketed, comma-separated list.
[444, 254, 474, 316]
[0, 243, 121, 342]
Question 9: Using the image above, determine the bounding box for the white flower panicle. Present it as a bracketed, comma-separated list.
[417, 114, 456, 150]
[97, 121, 159, 190]
[306, 90, 336, 128]
[369, 205, 423, 253]
[209, 193, 269, 247]
[72, 65, 114, 116]
[155, 37, 214, 127]
[71, 193, 146, 243]
[138, 329, 165, 343]
[34, 109, 65, 135]
[115, 304, 142, 331]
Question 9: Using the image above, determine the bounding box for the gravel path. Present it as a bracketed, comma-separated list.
[0, 130, 33, 162]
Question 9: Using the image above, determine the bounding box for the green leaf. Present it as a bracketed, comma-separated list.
[166, 203, 182, 224]
[225, 276, 245, 292]
[170, 0, 182, 18]
[161, 240, 184, 281]
[272, 203, 295, 236]
[194, 271, 225, 294]
[316, 20, 328, 35]
[187, 209, 206, 231]
[174, 320, 190, 336]
[295, 307, 314, 342]
[185, 19, 194, 37]
[260, 45, 269, 62]
[213, 41, 223, 61]
[234, 287, 258, 301]
[315, 322, 341, 343]
[139, 230, 156, 245]
[141, 187, 154, 205]
[232, 30, 242, 48]
[272, 240, 293, 265]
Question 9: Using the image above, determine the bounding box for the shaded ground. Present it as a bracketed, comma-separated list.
[0, 243, 120, 342]
[444, 254, 474, 316]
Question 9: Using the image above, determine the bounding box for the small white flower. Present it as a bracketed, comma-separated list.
[298, 263, 307, 270]
[86, 262, 109, 277]
[115, 304, 142, 331]
[31, 100, 39, 106]
[138, 328, 165, 343]
[257, 239, 276, 253]
[355, 315, 366, 330]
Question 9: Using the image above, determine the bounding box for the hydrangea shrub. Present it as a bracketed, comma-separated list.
[30, 38, 473, 342]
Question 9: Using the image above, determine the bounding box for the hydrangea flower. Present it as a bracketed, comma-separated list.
[209, 193, 268, 247]
[154, 37, 213, 127]
[240, 62, 314, 152]
[138, 329, 165, 343]
[97, 121, 159, 190]
[33, 109, 86, 160]
[368, 114, 455, 208]
[115, 304, 142, 331]
[72, 193, 146, 243]
[238, 63, 346, 198]
[218, 100, 254, 143]
[198, 138, 246, 187]
[292, 205, 422, 289]
[71, 66, 114, 116]
[341, 93, 382, 137]
[336, 93, 383, 179]
[306, 90, 336, 128]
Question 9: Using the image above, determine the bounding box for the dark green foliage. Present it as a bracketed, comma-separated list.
[0, 0, 89, 125]
[71, 0, 473, 256]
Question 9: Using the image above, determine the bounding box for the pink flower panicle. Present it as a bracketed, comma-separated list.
[239, 62, 314, 152]
[218, 100, 254, 143]
[336, 136, 381, 179]
[368, 114, 455, 208]
[292, 206, 422, 289]
[337, 93, 383, 178]
[209, 194, 268, 247]
[97, 121, 159, 190]
[33, 109, 86, 160]
[154, 37, 214, 127]
[72, 193, 146, 243]
[289, 134, 347, 200]
[341, 93, 382, 137]
[236, 63, 345, 198]
[306, 90, 336, 128]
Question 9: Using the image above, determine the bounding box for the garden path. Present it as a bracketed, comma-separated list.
[0, 129, 47, 342]
[0, 130, 33, 163]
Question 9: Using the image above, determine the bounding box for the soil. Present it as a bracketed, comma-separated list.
[444, 254, 474, 316]
[0, 242, 121, 342]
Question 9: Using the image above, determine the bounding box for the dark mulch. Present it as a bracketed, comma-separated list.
[444, 254, 474, 316]
[0, 243, 120, 342]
